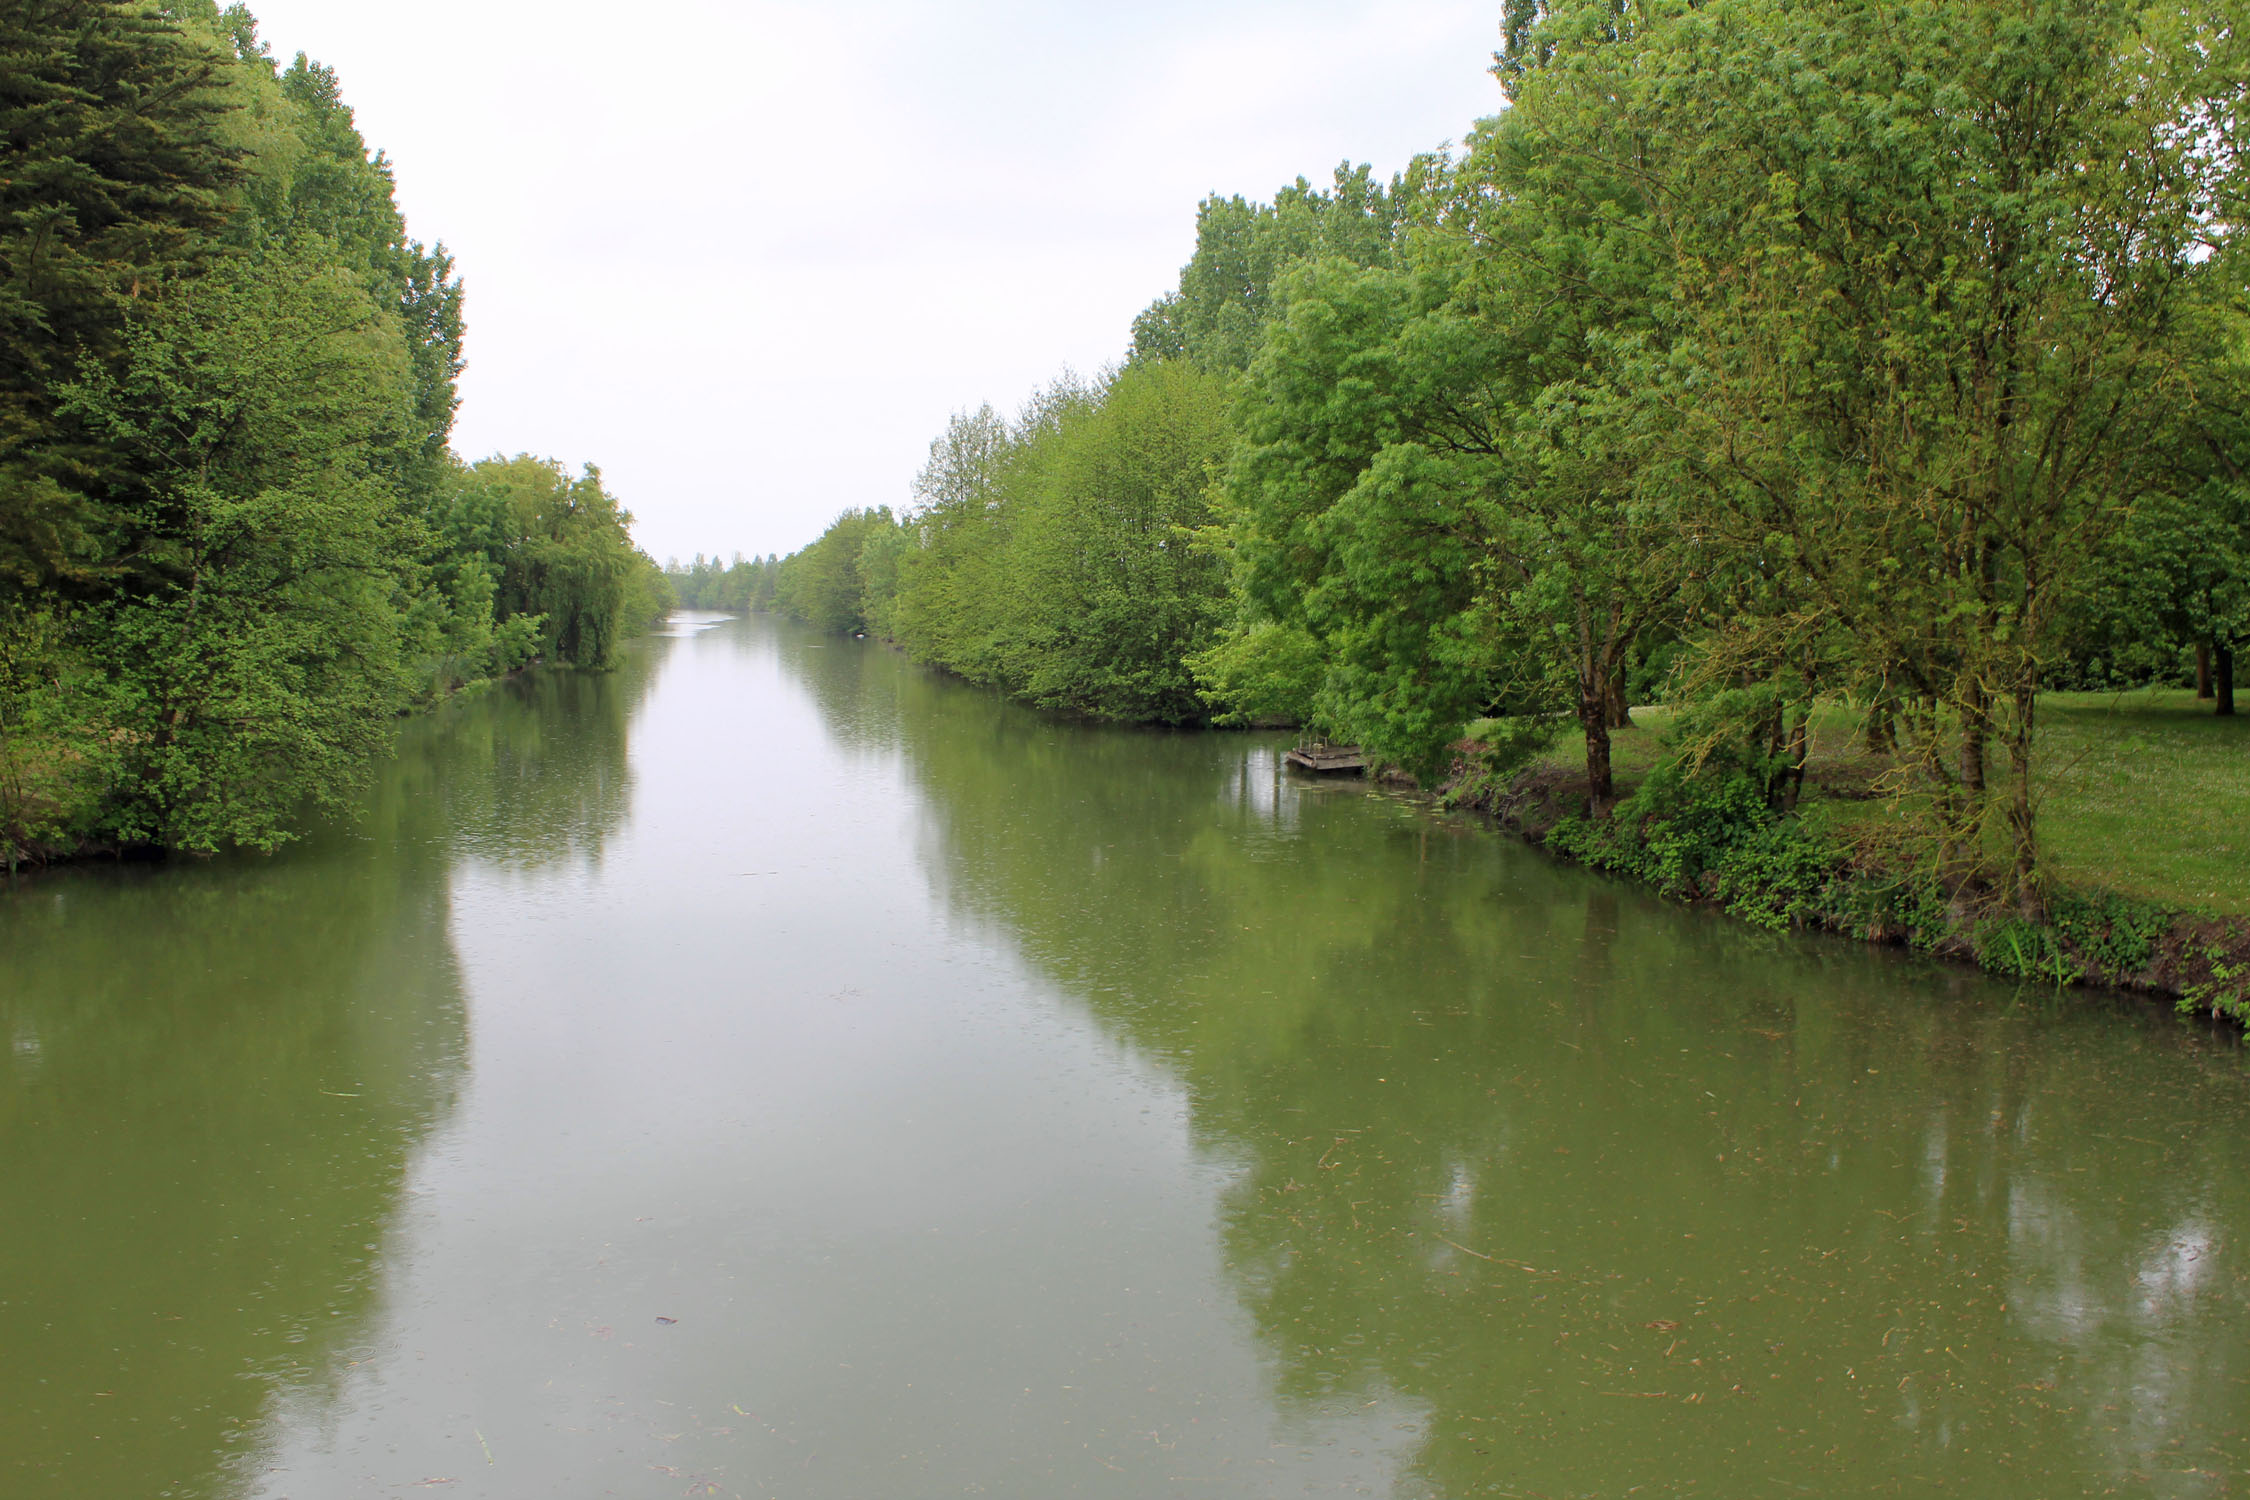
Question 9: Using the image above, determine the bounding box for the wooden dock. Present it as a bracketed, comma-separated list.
[1284, 744, 1367, 774]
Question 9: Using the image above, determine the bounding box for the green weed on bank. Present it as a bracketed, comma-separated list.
[1458, 696, 2249, 1022]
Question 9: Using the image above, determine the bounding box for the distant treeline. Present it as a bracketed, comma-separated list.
[0, 2, 666, 863]
[776, 0, 2250, 900]
[665, 552, 779, 613]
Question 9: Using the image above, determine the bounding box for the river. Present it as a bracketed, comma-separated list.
[5, 613, 2248, 1498]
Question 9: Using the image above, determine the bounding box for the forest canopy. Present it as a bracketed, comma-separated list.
[0, 0, 667, 863]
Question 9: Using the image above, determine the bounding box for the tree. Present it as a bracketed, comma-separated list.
[775, 508, 897, 636]
[1128, 164, 1404, 374]
[55, 245, 413, 850]
[892, 403, 1016, 675]
[1217, 259, 1516, 783]
[0, 0, 243, 595]
[449, 455, 651, 669]
[1632, 0, 2243, 892]
[1211, 55, 1690, 803]
[991, 361, 1234, 722]
[0, 2, 667, 863]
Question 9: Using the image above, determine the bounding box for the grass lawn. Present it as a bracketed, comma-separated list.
[2032, 690, 2250, 914]
[1501, 690, 2250, 916]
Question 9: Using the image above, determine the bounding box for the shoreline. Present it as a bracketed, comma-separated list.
[1432, 758, 2250, 1031]
[816, 623, 2250, 1031]
[1, 651, 590, 876]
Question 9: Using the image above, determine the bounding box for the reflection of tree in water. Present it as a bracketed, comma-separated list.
[881, 658, 2250, 1497]
[0, 648, 662, 1499]
[1, 877, 459, 1492]
[378, 638, 660, 870]
[763, 620, 913, 760]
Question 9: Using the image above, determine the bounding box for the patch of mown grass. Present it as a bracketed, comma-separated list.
[1486, 691, 2248, 915]
[2032, 690, 2250, 915]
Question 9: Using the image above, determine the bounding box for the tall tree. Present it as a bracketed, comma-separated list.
[1129, 164, 1403, 375]
[54, 244, 413, 850]
[1633, 0, 2244, 893]
[0, 0, 242, 594]
[1211, 24, 1690, 804]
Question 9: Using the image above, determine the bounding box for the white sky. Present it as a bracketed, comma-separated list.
[240, 1, 1506, 563]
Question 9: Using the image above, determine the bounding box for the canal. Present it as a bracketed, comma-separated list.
[5, 613, 2247, 1497]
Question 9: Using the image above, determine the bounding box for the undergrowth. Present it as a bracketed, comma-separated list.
[1532, 766, 2248, 1025]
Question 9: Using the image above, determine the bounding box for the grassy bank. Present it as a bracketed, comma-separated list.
[1451, 690, 2250, 1023]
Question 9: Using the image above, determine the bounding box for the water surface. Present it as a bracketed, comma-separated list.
[6, 614, 2248, 1498]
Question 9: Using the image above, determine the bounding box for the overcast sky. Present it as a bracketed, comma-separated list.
[241, 1, 1506, 564]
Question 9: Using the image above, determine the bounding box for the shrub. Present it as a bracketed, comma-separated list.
[1712, 821, 1851, 931]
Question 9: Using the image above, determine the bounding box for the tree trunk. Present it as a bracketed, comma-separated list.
[2197, 640, 2214, 699]
[2219, 642, 2237, 717]
[1580, 686, 1615, 818]
[1863, 694, 1896, 756]
[1779, 703, 1811, 813]
[2004, 675, 2040, 910]
[1929, 686, 1984, 889]
[1959, 687, 1988, 796]
[1606, 663, 1633, 729]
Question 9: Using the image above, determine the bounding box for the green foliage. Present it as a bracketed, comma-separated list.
[1631, 0, 2238, 886]
[1546, 758, 1854, 933]
[776, 507, 897, 636]
[665, 552, 779, 612]
[1210, 195, 1684, 789]
[856, 520, 909, 642]
[1548, 767, 1766, 895]
[1190, 0, 2248, 882]
[619, 549, 673, 636]
[1973, 916, 2083, 987]
[1129, 163, 1404, 374]
[790, 363, 1237, 724]
[56, 244, 412, 850]
[0, 0, 242, 593]
[1530, 741, 2224, 997]
[448, 456, 654, 670]
[0, 604, 110, 865]
[1440, 713, 1565, 811]
[993, 362, 1233, 722]
[1708, 820, 1852, 933]
[2047, 892, 2172, 979]
[2067, 476, 2250, 692]
[1189, 619, 1325, 727]
[0, 3, 662, 862]
[2180, 945, 2250, 1023]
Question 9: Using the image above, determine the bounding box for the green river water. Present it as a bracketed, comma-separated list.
[5, 614, 2249, 1499]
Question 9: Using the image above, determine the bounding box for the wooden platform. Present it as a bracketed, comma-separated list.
[1284, 744, 1367, 774]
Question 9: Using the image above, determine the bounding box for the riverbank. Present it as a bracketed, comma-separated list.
[1440, 690, 2250, 1026]
[0, 616, 667, 874]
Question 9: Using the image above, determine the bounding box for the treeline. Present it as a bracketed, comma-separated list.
[775, 361, 1236, 721]
[665, 552, 779, 613]
[779, 0, 2250, 902]
[0, 1, 666, 864]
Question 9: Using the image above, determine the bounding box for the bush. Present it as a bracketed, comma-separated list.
[1711, 821, 1851, 931]
[2049, 891, 2170, 978]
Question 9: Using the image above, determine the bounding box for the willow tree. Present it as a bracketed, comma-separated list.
[443, 456, 658, 669]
